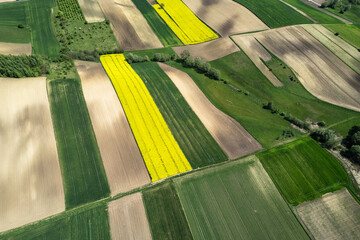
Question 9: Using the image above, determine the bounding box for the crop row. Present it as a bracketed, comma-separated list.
[57, 0, 84, 21]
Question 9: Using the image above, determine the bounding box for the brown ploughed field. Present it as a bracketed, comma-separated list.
[0, 42, 31, 56]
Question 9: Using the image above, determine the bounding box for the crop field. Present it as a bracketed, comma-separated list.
[108, 193, 152, 240]
[175, 157, 309, 239]
[142, 182, 193, 240]
[0, 42, 31, 55]
[172, 37, 239, 62]
[258, 137, 349, 205]
[131, 0, 182, 47]
[324, 24, 360, 49]
[153, 0, 218, 44]
[182, 0, 268, 36]
[48, 78, 110, 209]
[131, 62, 227, 168]
[75, 61, 150, 196]
[159, 63, 262, 159]
[0, 77, 65, 232]
[255, 26, 360, 112]
[303, 24, 360, 74]
[77, 0, 104, 23]
[56, 0, 85, 20]
[97, 0, 162, 50]
[0, 26, 31, 43]
[296, 188, 360, 240]
[0, 1, 28, 26]
[101, 54, 192, 181]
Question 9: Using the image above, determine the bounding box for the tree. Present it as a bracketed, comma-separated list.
[184, 56, 195, 67]
[207, 68, 221, 80]
[349, 145, 360, 164]
[180, 50, 190, 60]
[351, 131, 360, 146]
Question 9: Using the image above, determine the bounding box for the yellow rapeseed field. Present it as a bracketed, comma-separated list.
[153, 1, 218, 44]
[101, 54, 192, 181]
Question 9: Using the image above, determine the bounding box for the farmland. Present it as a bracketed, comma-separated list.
[0, 43, 31, 56]
[131, 62, 227, 168]
[75, 60, 150, 195]
[56, 0, 84, 20]
[0, 26, 30, 43]
[258, 137, 349, 205]
[296, 189, 360, 239]
[153, 0, 218, 44]
[48, 78, 110, 209]
[324, 24, 360, 49]
[0, 77, 64, 232]
[101, 54, 192, 181]
[175, 157, 309, 239]
[77, 0, 104, 23]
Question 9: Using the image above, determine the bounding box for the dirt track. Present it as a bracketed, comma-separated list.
[159, 63, 262, 159]
[255, 26, 360, 112]
[97, 0, 162, 50]
[182, 0, 268, 36]
[0, 77, 65, 232]
[75, 61, 150, 196]
[108, 193, 152, 240]
[0, 42, 31, 56]
[77, 0, 105, 23]
[173, 37, 239, 62]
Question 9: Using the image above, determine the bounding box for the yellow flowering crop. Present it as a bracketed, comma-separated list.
[101, 54, 192, 181]
[153, 1, 218, 44]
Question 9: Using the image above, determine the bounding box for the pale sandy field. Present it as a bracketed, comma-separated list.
[173, 37, 239, 62]
[255, 26, 360, 112]
[0, 42, 31, 56]
[0, 77, 65, 232]
[75, 61, 150, 196]
[296, 188, 360, 239]
[97, 0, 162, 50]
[159, 63, 262, 159]
[108, 193, 152, 240]
[232, 35, 283, 87]
[77, 0, 105, 23]
[182, 0, 268, 36]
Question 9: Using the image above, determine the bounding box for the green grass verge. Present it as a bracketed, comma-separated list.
[325, 5, 360, 24]
[257, 137, 350, 205]
[323, 24, 360, 49]
[0, 25, 31, 43]
[48, 78, 110, 209]
[174, 157, 309, 239]
[0, 203, 110, 239]
[330, 116, 360, 136]
[131, 0, 182, 47]
[233, 0, 312, 28]
[143, 182, 193, 240]
[282, 0, 343, 23]
[132, 62, 227, 168]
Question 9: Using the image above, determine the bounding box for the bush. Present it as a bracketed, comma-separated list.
[184, 56, 195, 67]
[317, 121, 326, 127]
[311, 128, 339, 149]
[344, 125, 360, 147]
[17, 24, 25, 29]
[207, 68, 221, 80]
[180, 50, 190, 60]
[284, 114, 311, 131]
[349, 145, 360, 164]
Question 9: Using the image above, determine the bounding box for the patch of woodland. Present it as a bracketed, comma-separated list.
[0, 54, 48, 78]
[321, 0, 359, 14]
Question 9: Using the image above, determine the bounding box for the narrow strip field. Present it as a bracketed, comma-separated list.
[97, 0, 162, 50]
[132, 62, 227, 168]
[181, 0, 268, 36]
[0, 77, 64, 232]
[258, 137, 349, 205]
[159, 63, 262, 159]
[108, 193, 152, 240]
[101, 54, 192, 181]
[143, 182, 193, 240]
[75, 61, 150, 196]
[0, 42, 31, 55]
[153, 0, 218, 44]
[48, 78, 110, 209]
[175, 157, 309, 239]
[324, 24, 360, 49]
[297, 189, 360, 239]
[173, 37, 239, 62]
[77, 0, 105, 23]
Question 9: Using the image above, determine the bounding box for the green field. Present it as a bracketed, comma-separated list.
[0, 1, 28, 26]
[142, 182, 193, 240]
[233, 0, 312, 28]
[0, 204, 110, 239]
[258, 137, 349, 205]
[131, 0, 182, 47]
[175, 157, 309, 239]
[324, 4, 360, 24]
[0, 26, 31, 43]
[324, 24, 360, 49]
[132, 62, 227, 168]
[48, 79, 110, 209]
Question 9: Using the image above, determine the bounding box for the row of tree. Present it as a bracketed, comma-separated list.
[0, 55, 47, 78]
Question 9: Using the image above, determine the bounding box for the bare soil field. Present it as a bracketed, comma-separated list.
[232, 35, 283, 87]
[296, 188, 360, 239]
[108, 193, 152, 240]
[75, 61, 150, 196]
[0, 0, 16, 2]
[255, 26, 360, 112]
[182, 0, 268, 36]
[97, 0, 162, 50]
[303, 24, 360, 74]
[77, 0, 105, 23]
[159, 63, 262, 159]
[0, 42, 31, 55]
[173, 37, 239, 62]
[0, 77, 65, 232]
